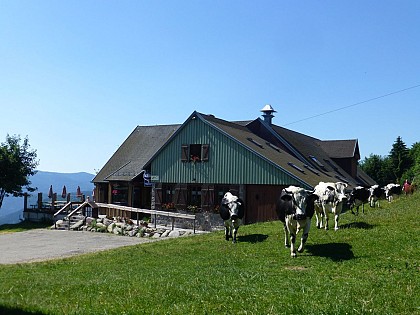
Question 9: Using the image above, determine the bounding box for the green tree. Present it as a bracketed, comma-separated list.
[360, 154, 394, 186]
[407, 142, 420, 184]
[0, 134, 38, 209]
[389, 136, 412, 182]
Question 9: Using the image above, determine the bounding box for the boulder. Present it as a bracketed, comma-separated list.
[95, 222, 105, 229]
[103, 218, 113, 226]
[85, 217, 95, 226]
[168, 230, 180, 238]
[107, 223, 115, 233]
[127, 229, 138, 237]
[70, 220, 84, 230]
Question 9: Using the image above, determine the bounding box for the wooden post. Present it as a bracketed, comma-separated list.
[38, 193, 42, 210]
[23, 193, 28, 211]
[51, 193, 57, 211]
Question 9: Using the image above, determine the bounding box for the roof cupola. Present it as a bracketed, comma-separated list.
[260, 104, 276, 125]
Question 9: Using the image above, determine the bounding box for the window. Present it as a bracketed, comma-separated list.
[288, 162, 305, 173]
[162, 184, 176, 204]
[188, 185, 202, 207]
[111, 183, 128, 206]
[309, 155, 325, 168]
[181, 144, 210, 162]
[266, 142, 281, 152]
[247, 137, 263, 148]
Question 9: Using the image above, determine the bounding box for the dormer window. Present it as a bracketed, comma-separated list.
[181, 144, 209, 162]
[288, 162, 305, 173]
[247, 137, 263, 148]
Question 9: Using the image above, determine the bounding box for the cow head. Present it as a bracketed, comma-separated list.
[281, 186, 315, 220]
[220, 192, 244, 222]
[334, 191, 348, 207]
[323, 185, 336, 203]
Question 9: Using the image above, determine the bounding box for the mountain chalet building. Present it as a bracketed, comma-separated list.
[93, 106, 376, 224]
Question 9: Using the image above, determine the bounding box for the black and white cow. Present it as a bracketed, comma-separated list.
[275, 186, 318, 257]
[314, 181, 348, 231]
[219, 192, 245, 243]
[369, 184, 385, 208]
[384, 183, 402, 202]
[348, 186, 370, 214]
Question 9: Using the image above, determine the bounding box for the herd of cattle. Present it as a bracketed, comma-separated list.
[220, 181, 415, 257]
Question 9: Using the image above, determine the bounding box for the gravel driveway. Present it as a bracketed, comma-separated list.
[0, 229, 161, 264]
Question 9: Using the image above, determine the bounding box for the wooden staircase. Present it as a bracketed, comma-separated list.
[53, 201, 85, 230]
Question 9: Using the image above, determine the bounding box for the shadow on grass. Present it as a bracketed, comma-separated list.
[340, 221, 374, 230]
[237, 234, 269, 243]
[0, 305, 46, 315]
[305, 242, 355, 261]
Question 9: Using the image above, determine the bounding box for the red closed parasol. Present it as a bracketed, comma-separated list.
[48, 185, 53, 199]
[61, 185, 67, 198]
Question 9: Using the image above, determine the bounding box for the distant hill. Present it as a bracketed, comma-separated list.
[0, 171, 95, 225]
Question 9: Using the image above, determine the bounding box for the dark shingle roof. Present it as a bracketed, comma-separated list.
[200, 113, 361, 188]
[93, 124, 180, 183]
[318, 139, 359, 159]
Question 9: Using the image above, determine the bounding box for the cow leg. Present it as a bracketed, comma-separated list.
[315, 209, 322, 229]
[232, 225, 239, 244]
[282, 222, 290, 248]
[286, 218, 297, 257]
[315, 212, 320, 228]
[334, 214, 340, 231]
[315, 205, 324, 229]
[323, 206, 329, 230]
[225, 226, 230, 241]
[298, 218, 310, 253]
[224, 222, 232, 241]
[290, 232, 297, 257]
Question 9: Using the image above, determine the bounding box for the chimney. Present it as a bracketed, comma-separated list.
[260, 104, 276, 125]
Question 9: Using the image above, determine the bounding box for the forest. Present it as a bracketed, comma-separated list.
[360, 136, 420, 186]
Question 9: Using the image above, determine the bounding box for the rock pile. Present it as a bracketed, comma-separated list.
[54, 216, 195, 239]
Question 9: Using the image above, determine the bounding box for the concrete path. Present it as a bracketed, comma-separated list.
[0, 229, 161, 264]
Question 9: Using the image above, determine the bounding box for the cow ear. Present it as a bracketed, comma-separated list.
[281, 194, 292, 201]
[327, 186, 335, 191]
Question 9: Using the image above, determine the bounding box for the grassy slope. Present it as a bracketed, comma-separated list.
[0, 221, 52, 234]
[0, 194, 419, 315]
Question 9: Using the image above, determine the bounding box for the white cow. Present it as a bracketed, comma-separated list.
[275, 186, 318, 257]
[384, 183, 402, 202]
[219, 192, 244, 243]
[369, 185, 384, 208]
[314, 182, 348, 231]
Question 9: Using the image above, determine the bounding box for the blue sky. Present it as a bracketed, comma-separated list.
[1, 1, 419, 174]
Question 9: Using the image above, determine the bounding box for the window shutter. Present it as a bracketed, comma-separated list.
[201, 144, 210, 161]
[154, 184, 163, 210]
[174, 184, 187, 209]
[181, 145, 189, 162]
[201, 184, 214, 212]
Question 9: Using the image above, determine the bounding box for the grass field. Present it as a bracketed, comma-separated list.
[0, 221, 52, 234]
[0, 194, 419, 314]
